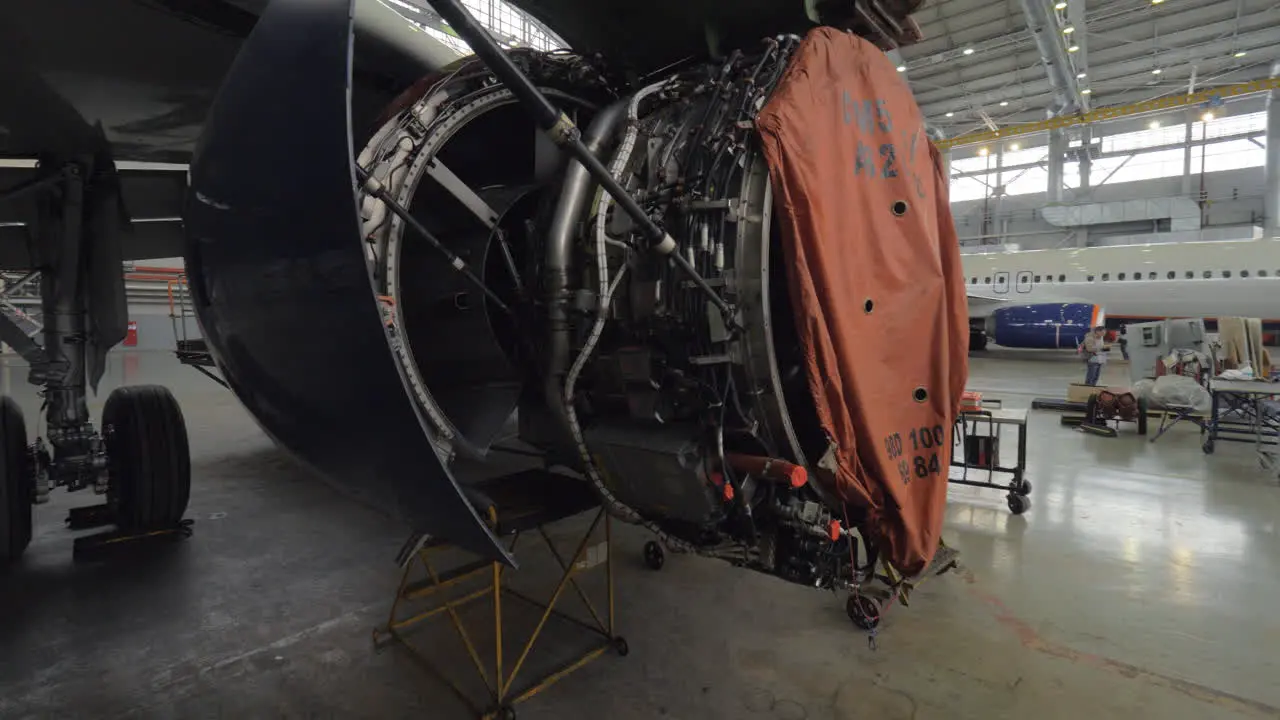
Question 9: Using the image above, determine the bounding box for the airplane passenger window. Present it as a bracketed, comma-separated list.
[1242, 270, 1249, 278]
[1148, 272, 1156, 280]
[1034, 275, 1041, 283]
[1117, 273, 1125, 280]
[1185, 271, 1194, 279]
[1167, 271, 1175, 280]
[1102, 273, 1110, 281]
[1223, 271, 1232, 279]
[1133, 274, 1141, 281]
[1087, 275, 1095, 282]
[1058, 274, 1065, 282]
[1203, 270, 1212, 278]
[1261, 270, 1269, 277]
[984, 276, 991, 284]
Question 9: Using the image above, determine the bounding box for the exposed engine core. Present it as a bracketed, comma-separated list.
[357, 43, 868, 589]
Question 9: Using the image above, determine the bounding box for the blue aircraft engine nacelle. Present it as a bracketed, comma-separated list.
[985, 303, 1105, 349]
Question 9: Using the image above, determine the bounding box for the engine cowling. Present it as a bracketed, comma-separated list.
[986, 303, 1105, 349]
[184, 0, 955, 587]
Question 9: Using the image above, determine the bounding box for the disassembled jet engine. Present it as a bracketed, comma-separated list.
[185, 0, 960, 624]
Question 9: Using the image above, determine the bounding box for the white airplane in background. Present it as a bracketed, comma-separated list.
[961, 239, 1280, 349]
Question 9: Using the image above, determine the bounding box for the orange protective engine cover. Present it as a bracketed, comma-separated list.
[756, 28, 970, 575]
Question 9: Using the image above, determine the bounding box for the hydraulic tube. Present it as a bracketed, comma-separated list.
[422, 0, 738, 326]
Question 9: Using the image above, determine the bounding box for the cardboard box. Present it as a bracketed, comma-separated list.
[1066, 383, 1103, 403]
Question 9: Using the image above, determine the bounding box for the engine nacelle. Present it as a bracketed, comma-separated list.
[185, 0, 950, 589]
[986, 303, 1105, 349]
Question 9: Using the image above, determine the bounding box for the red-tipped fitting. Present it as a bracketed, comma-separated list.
[725, 453, 807, 488]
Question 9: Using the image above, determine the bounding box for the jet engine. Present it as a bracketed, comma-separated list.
[186, 0, 956, 593]
[986, 303, 1104, 349]
[355, 39, 869, 585]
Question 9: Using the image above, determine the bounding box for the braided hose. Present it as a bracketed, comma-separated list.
[562, 77, 699, 552]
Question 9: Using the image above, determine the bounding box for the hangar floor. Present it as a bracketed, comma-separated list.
[1, 350, 1278, 719]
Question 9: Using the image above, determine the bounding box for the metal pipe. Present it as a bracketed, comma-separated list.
[542, 99, 627, 453]
[1266, 62, 1280, 236]
[1019, 0, 1081, 117]
[422, 0, 737, 325]
[544, 99, 627, 377]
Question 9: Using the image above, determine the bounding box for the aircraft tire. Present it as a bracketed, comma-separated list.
[0, 396, 32, 563]
[104, 385, 191, 532]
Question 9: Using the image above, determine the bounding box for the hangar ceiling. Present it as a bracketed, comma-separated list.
[898, 0, 1280, 137]
[384, 0, 1280, 140]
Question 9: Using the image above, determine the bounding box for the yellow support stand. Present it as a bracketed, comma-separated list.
[373, 470, 624, 720]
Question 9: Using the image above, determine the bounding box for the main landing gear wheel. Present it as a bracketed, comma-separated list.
[103, 385, 191, 532]
[643, 540, 665, 570]
[0, 396, 32, 563]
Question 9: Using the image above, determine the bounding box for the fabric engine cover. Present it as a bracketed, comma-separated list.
[756, 28, 970, 575]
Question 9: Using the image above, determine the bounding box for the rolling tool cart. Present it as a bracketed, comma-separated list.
[949, 408, 1031, 514]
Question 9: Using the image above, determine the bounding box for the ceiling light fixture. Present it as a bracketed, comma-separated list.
[1000, 100, 1009, 106]
[1067, 44, 1080, 53]
[1062, 26, 1075, 35]
[897, 65, 907, 72]
[1080, 88, 1092, 95]
[1202, 111, 1215, 122]
[963, 47, 975, 55]
[978, 147, 990, 156]
[1077, 72, 1088, 79]
[945, 111, 955, 117]
[1010, 143, 1021, 151]
[1149, 121, 1161, 130]
[1151, 68, 1162, 75]
[1054, 1, 1067, 8]
[1234, 51, 1247, 58]
[1151, 0, 1164, 4]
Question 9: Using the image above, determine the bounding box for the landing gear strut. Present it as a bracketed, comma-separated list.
[0, 157, 192, 562]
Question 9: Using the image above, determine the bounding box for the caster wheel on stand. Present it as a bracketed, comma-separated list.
[103, 385, 191, 532]
[613, 636, 630, 656]
[1202, 436, 1215, 455]
[846, 594, 882, 631]
[643, 540, 665, 570]
[0, 396, 32, 563]
[1014, 479, 1032, 496]
[1007, 494, 1031, 515]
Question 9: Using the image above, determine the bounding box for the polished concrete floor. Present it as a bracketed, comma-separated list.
[1, 350, 1279, 719]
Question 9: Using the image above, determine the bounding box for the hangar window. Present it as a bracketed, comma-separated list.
[1034, 275, 1041, 283]
[1101, 273, 1109, 281]
[1223, 271, 1233, 279]
[1185, 271, 1194, 279]
[1203, 270, 1213, 278]
[1058, 274, 1065, 282]
[1117, 273, 1125, 280]
[1242, 270, 1250, 278]
[1167, 271, 1175, 280]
